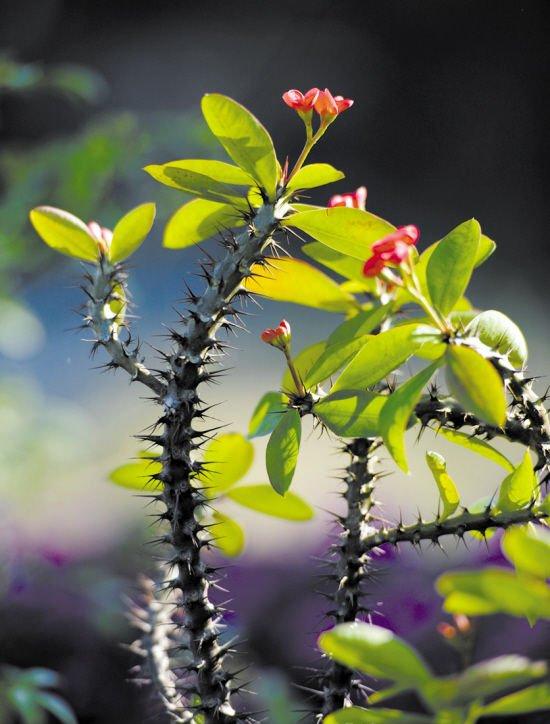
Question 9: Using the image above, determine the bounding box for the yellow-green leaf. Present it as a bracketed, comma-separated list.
[248, 391, 287, 438]
[465, 310, 528, 368]
[109, 458, 162, 491]
[211, 511, 245, 557]
[281, 341, 327, 393]
[227, 484, 313, 521]
[286, 163, 344, 191]
[243, 258, 357, 313]
[436, 428, 514, 472]
[302, 241, 368, 283]
[29, 206, 97, 261]
[144, 159, 251, 204]
[198, 433, 253, 494]
[304, 336, 371, 388]
[109, 203, 156, 262]
[325, 708, 432, 723]
[425, 451, 460, 520]
[445, 345, 506, 427]
[266, 409, 301, 495]
[313, 391, 385, 438]
[497, 451, 538, 512]
[502, 524, 550, 579]
[164, 198, 245, 249]
[201, 94, 278, 199]
[284, 207, 395, 260]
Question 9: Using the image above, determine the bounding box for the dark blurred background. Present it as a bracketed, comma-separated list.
[1, 1, 549, 721]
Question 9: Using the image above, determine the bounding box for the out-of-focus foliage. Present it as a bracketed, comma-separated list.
[0, 665, 76, 723]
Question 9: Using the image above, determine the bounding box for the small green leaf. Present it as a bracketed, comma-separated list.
[332, 324, 423, 393]
[325, 708, 433, 723]
[313, 391, 385, 438]
[502, 524, 550, 579]
[286, 163, 344, 191]
[244, 258, 357, 313]
[201, 93, 278, 199]
[465, 310, 528, 368]
[425, 451, 460, 520]
[379, 362, 441, 473]
[266, 409, 301, 495]
[109, 459, 162, 491]
[144, 160, 250, 204]
[445, 345, 506, 427]
[302, 241, 368, 283]
[497, 451, 537, 512]
[109, 202, 156, 262]
[284, 207, 395, 260]
[304, 335, 372, 388]
[34, 693, 77, 724]
[227, 485, 313, 521]
[319, 622, 432, 686]
[436, 428, 514, 472]
[199, 433, 254, 494]
[282, 341, 327, 393]
[164, 198, 245, 249]
[211, 511, 245, 557]
[480, 683, 550, 717]
[248, 392, 287, 438]
[29, 206, 97, 261]
[426, 219, 481, 316]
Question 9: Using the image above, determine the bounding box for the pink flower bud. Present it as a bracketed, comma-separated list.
[328, 186, 367, 210]
[87, 220, 113, 255]
[282, 88, 320, 112]
[314, 89, 353, 118]
[261, 319, 291, 349]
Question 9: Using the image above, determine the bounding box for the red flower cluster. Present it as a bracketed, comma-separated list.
[328, 186, 367, 210]
[260, 319, 291, 348]
[283, 88, 353, 118]
[363, 225, 420, 277]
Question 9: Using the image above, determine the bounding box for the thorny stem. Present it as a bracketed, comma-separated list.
[320, 438, 379, 717]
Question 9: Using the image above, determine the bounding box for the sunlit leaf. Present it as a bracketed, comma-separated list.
[332, 324, 423, 393]
[243, 258, 357, 313]
[480, 683, 550, 717]
[497, 451, 537, 512]
[248, 392, 288, 438]
[426, 219, 481, 316]
[445, 345, 506, 427]
[502, 524, 550, 579]
[319, 622, 432, 686]
[164, 198, 245, 249]
[286, 163, 344, 191]
[109, 202, 156, 262]
[379, 362, 441, 473]
[211, 511, 245, 557]
[313, 390, 385, 438]
[325, 708, 432, 723]
[284, 207, 395, 260]
[109, 458, 162, 491]
[29, 206, 97, 261]
[305, 336, 372, 388]
[465, 310, 528, 368]
[327, 306, 390, 346]
[425, 451, 460, 520]
[435, 428, 514, 472]
[144, 159, 251, 204]
[199, 433, 254, 494]
[282, 341, 327, 393]
[266, 410, 301, 495]
[201, 93, 279, 198]
[302, 241, 368, 282]
[227, 485, 313, 521]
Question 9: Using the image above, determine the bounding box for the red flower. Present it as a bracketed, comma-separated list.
[87, 221, 113, 255]
[282, 88, 320, 112]
[314, 88, 354, 117]
[328, 186, 367, 210]
[363, 225, 420, 277]
[261, 319, 291, 348]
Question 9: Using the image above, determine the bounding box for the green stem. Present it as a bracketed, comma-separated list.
[284, 346, 306, 396]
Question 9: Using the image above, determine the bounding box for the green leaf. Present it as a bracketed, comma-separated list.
[286, 163, 344, 191]
[227, 485, 313, 521]
[380, 362, 441, 473]
[497, 451, 537, 512]
[302, 241, 368, 282]
[34, 693, 77, 724]
[445, 345, 506, 427]
[29, 206, 97, 261]
[480, 683, 550, 717]
[425, 451, 460, 520]
[284, 207, 395, 260]
[436, 567, 550, 620]
[426, 219, 481, 316]
[248, 392, 288, 438]
[144, 159, 251, 204]
[465, 310, 528, 368]
[201, 93, 278, 199]
[109, 202, 156, 262]
[304, 336, 372, 388]
[313, 391, 385, 438]
[109, 459, 162, 491]
[211, 511, 245, 557]
[243, 258, 357, 313]
[282, 341, 327, 394]
[199, 432, 254, 494]
[327, 306, 390, 346]
[332, 324, 423, 393]
[435, 428, 514, 472]
[502, 524, 550, 579]
[319, 622, 432, 686]
[164, 198, 245, 249]
[266, 409, 301, 495]
[325, 708, 433, 723]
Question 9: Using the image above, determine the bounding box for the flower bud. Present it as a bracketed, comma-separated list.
[260, 319, 291, 350]
[87, 221, 113, 256]
[328, 186, 367, 210]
